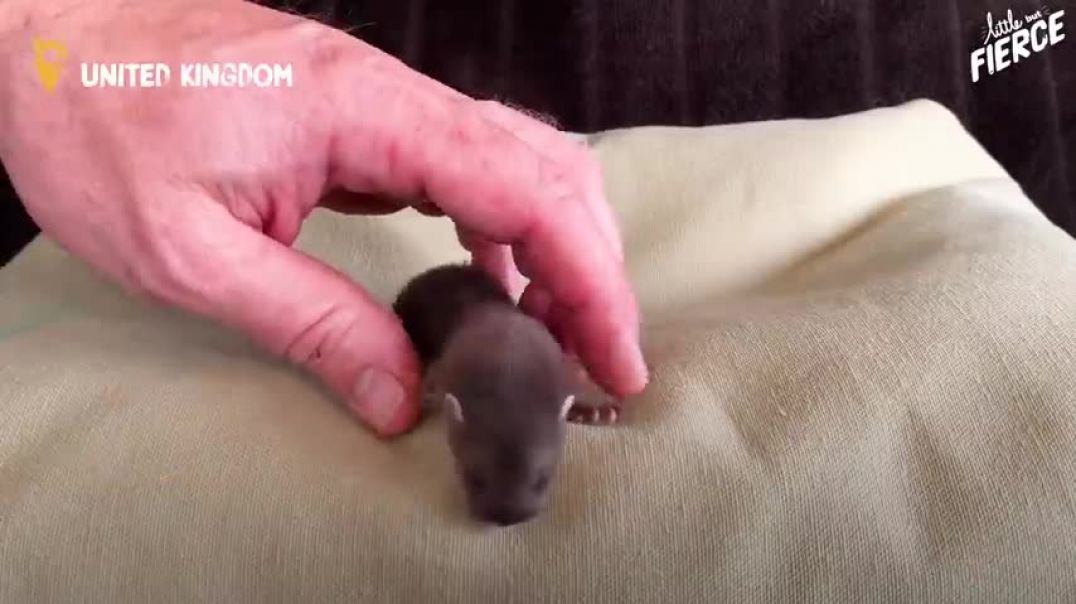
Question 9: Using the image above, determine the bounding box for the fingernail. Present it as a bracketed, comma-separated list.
[614, 331, 648, 392]
[352, 367, 406, 433]
[519, 286, 553, 322]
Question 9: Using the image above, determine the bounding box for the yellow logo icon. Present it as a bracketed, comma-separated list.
[33, 38, 67, 93]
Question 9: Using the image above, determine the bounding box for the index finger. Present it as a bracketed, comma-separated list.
[321, 45, 647, 397]
[338, 49, 625, 263]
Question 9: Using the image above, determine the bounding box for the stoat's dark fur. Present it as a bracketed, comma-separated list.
[393, 263, 619, 526]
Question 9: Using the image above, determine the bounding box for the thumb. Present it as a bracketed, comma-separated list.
[137, 195, 421, 437]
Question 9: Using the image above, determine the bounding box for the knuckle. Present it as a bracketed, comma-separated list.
[307, 29, 402, 83]
[305, 27, 355, 72]
[282, 303, 360, 368]
[535, 159, 578, 206]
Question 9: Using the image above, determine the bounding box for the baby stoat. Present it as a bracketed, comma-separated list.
[393, 263, 619, 526]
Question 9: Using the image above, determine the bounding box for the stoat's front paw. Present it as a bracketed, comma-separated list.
[566, 363, 623, 426]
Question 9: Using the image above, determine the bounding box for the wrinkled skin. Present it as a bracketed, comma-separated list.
[0, 0, 648, 437]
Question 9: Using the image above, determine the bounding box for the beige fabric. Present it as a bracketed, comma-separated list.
[3, 99, 1076, 602]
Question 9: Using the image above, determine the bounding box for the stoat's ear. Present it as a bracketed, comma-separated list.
[444, 392, 465, 424]
[559, 394, 575, 421]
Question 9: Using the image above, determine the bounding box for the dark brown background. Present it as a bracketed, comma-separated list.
[2, 0, 1074, 266]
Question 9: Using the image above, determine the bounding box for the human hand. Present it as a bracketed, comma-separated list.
[0, 0, 647, 437]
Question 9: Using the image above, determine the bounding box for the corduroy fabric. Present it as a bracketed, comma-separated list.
[1, 0, 1074, 266]
[2, 100, 1075, 601]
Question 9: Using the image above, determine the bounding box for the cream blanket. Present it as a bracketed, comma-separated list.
[2, 100, 1075, 602]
